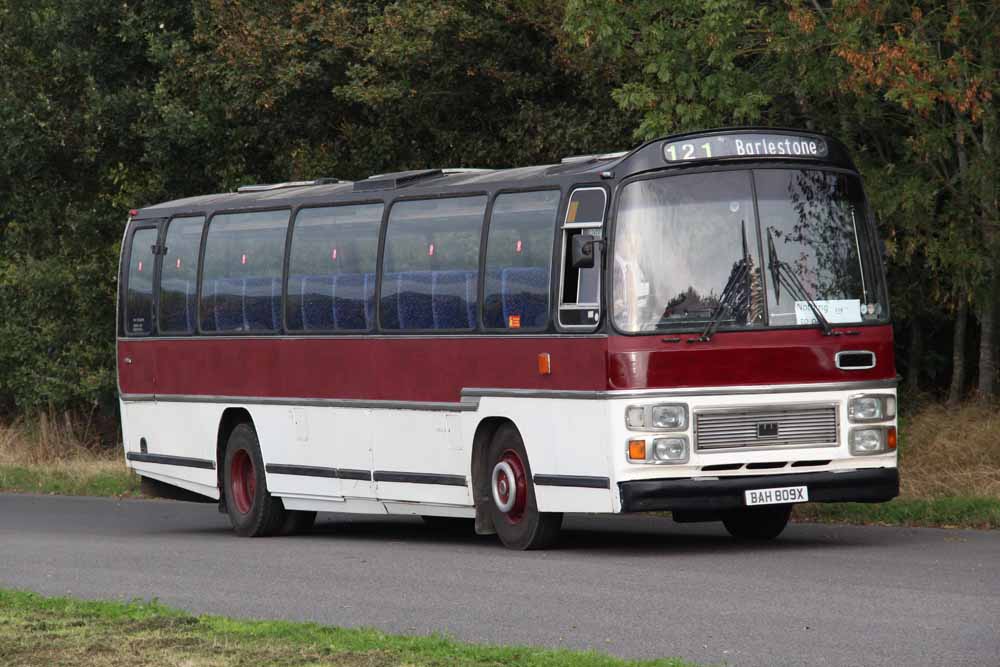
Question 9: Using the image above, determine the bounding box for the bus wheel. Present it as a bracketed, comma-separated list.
[223, 422, 289, 537]
[487, 425, 562, 550]
[721, 505, 792, 540]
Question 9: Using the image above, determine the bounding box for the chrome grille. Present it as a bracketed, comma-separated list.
[695, 404, 838, 451]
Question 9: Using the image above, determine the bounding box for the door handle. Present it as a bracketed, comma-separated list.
[124, 357, 133, 365]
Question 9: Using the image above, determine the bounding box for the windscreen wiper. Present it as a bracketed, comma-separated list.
[689, 221, 754, 343]
[766, 227, 838, 337]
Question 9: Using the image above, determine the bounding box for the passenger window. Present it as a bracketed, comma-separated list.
[200, 210, 289, 333]
[558, 188, 607, 329]
[159, 217, 205, 334]
[483, 191, 559, 329]
[124, 227, 158, 336]
[286, 203, 383, 331]
[380, 196, 486, 330]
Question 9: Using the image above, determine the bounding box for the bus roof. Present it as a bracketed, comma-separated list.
[132, 127, 854, 221]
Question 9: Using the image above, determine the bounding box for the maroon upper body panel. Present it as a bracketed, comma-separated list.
[119, 325, 894, 402]
[607, 325, 895, 390]
[118, 336, 609, 402]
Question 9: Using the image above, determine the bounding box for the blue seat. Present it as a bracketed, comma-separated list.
[333, 272, 373, 330]
[432, 270, 476, 329]
[501, 267, 548, 328]
[160, 278, 194, 331]
[214, 278, 246, 331]
[396, 271, 434, 329]
[298, 274, 335, 330]
[244, 277, 280, 330]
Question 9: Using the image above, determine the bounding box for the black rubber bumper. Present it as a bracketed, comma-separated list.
[619, 468, 899, 513]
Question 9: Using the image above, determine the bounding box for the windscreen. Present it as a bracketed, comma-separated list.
[612, 169, 886, 333]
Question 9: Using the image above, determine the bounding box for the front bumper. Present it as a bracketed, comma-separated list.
[619, 467, 899, 513]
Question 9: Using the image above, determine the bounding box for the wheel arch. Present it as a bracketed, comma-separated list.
[470, 416, 519, 536]
[216, 407, 254, 509]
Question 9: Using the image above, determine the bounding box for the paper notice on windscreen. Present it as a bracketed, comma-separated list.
[794, 299, 862, 325]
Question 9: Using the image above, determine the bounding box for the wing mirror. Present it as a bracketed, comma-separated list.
[571, 234, 601, 269]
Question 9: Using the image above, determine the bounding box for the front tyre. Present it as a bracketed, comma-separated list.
[487, 424, 561, 550]
[223, 422, 304, 537]
[722, 505, 792, 540]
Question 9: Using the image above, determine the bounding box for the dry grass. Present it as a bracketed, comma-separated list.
[898, 402, 1000, 500]
[0, 411, 137, 496]
[0, 410, 112, 465]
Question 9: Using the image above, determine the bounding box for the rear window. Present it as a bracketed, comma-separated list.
[124, 227, 158, 336]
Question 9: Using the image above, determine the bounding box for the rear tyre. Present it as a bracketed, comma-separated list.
[223, 422, 289, 537]
[486, 424, 562, 550]
[722, 505, 792, 540]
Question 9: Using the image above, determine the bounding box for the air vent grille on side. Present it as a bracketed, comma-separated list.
[835, 351, 876, 370]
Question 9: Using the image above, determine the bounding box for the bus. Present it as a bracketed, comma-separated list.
[118, 127, 899, 549]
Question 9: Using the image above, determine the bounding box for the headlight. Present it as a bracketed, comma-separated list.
[624, 403, 688, 431]
[627, 436, 689, 464]
[651, 405, 687, 429]
[652, 437, 688, 462]
[848, 395, 896, 422]
[849, 426, 897, 455]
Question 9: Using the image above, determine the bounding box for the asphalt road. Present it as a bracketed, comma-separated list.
[1, 494, 997, 666]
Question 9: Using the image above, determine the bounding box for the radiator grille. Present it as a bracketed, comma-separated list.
[695, 404, 838, 451]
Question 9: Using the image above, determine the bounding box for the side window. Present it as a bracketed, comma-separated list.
[483, 190, 560, 330]
[558, 188, 607, 328]
[200, 210, 289, 333]
[380, 196, 486, 330]
[286, 203, 383, 331]
[124, 227, 158, 336]
[159, 216, 205, 334]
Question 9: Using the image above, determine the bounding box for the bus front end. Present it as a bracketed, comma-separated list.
[606, 130, 897, 536]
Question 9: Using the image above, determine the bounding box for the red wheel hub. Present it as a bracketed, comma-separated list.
[230, 449, 256, 515]
[492, 449, 527, 524]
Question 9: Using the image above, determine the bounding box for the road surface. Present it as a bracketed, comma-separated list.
[1, 493, 997, 666]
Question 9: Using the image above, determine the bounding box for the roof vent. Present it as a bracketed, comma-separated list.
[441, 168, 494, 175]
[559, 151, 628, 164]
[353, 169, 443, 193]
[237, 178, 339, 193]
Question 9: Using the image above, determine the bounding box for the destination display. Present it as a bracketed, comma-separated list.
[663, 133, 829, 163]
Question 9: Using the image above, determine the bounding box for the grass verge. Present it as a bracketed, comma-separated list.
[0, 462, 139, 497]
[793, 496, 1000, 529]
[0, 589, 696, 667]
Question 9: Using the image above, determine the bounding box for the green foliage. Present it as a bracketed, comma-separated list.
[0, 0, 995, 416]
[0, 0, 632, 415]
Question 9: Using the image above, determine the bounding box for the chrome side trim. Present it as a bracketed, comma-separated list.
[462, 379, 896, 400]
[119, 379, 897, 410]
[119, 393, 480, 412]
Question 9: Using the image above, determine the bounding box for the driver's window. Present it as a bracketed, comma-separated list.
[558, 187, 606, 329]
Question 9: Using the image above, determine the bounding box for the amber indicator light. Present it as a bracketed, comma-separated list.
[537, 353, 551, 376]
[628, 439, 646, 461]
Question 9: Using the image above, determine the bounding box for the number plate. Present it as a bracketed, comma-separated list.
[744, 486, 808, 506]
